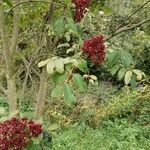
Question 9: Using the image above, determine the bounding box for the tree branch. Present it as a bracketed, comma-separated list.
[10, 0, 21, 55]
[5, 0, 64, 19]
[0, 0, 11, 74]
[105, 17, 150, 41]
[0, 85, 7, 95]
[115, 0, 150, 31]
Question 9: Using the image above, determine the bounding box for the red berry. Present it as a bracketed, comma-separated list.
[72, 0, 91, 22]
[0, 118, 43, 150]
[82, 35, 106, 64]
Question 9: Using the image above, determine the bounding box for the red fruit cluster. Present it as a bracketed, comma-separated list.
[72, 0, 91, 22]
[82, 35, 105, 64]
[0, 118, 43, 150]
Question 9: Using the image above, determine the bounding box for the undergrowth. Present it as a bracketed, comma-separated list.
[52, 118, 150, 150]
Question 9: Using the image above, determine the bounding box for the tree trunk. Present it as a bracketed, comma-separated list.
[35, 1, 55, 118]
[35, 68, 48, 118]
[7, 77, 17, 111]
[0, 0, 20, 112]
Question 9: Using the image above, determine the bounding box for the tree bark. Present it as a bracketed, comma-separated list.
[0, 0, 20, 112]
[35, 68, 48, 118]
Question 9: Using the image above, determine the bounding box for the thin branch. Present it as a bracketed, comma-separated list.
[5, 0, 64, 19]
[0, 84, 7, 95]
[105, 17, 150, 41]
[116, 18, 150, 34]
[115, 0, 150, 32]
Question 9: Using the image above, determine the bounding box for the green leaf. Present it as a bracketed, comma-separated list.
[110, 65, 120, 76]
[53, 18, 65, 36]
[130, 75, 137, 88]
[121, 51, 134, 68]
[65, 63, 73, 72]
[73, 74, 87, 92]
[52, 73, 67, 84]
[77, 59, 88, 73]
[118, 68, 126, 80]
[64, 84, 76, 105]
[51, 86, 62, 98]
[67, 17, 78, 34]
[106, 51, 119, 68]
[125, 70, 133, 85]
[46, 61, 55, 75]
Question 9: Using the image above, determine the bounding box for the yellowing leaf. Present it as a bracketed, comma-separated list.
[51, 57, 58, 61]
[57, 43, 70, 49]
[66, 48, 74, 54]
[133, 69, 145, 81]
[54, 59, 65, 74]
[38, 59, 50, 68]
[133, 69, 141, 74]
[125, 71, 133, 85]
[70, 59, 78, 67]
[46, 61, 55, 74]
[89, 75, 97, 81]
[89, 79, 95, 85]
[63, 58, 70, 64]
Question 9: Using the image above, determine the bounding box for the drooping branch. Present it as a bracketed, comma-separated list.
[105, 17, 150, 41]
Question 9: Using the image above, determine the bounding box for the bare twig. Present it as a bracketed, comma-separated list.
[115, 0, 150, 32]
[105, 17, 150, 41]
